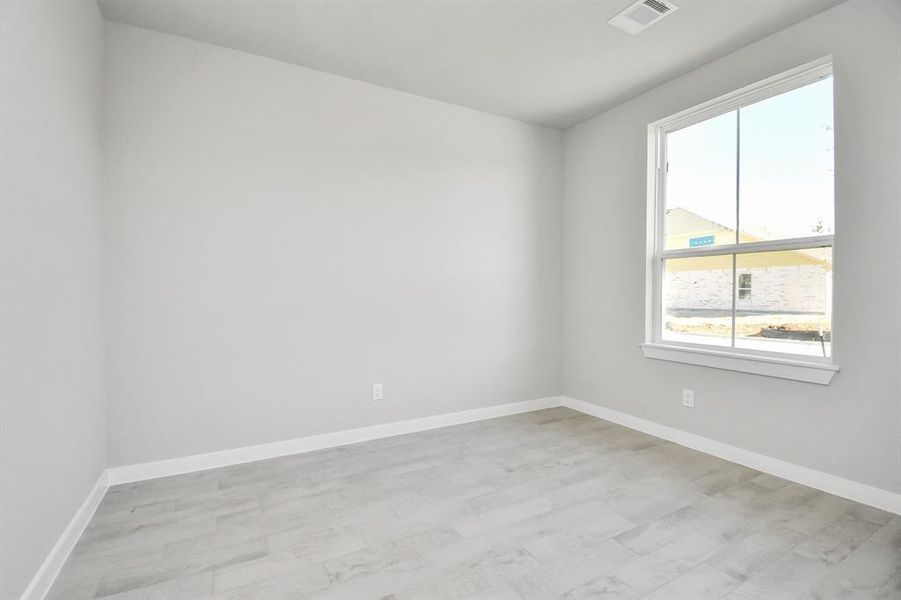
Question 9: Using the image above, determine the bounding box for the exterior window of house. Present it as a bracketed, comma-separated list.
[738, 274, 752, 300]
[643, 57, 837, 384]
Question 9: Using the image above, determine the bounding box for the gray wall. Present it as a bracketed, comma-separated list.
[0, 1, 107, 598]
[563, 0, 901, 493]
[104, 24, 563, 467]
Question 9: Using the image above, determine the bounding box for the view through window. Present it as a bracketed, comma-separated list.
[657, 72, 834, 358]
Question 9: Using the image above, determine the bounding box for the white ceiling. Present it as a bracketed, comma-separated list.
[96, 0, 841, 129]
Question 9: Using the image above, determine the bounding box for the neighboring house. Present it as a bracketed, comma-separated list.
[663, 207, 831, 314]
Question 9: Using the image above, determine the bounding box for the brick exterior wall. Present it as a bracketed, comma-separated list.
[664, 265, 829, 313]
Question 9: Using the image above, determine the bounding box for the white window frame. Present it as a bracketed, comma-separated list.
[640, 56, 839, 385]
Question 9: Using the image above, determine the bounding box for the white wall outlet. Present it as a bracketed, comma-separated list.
[372, 383, 384, 401]
[682, 389, 695, 408]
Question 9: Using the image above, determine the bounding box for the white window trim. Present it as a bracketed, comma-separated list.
[642, 55, 839, 385]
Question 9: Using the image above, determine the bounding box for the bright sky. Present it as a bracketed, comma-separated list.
[666, 76, 834, 243]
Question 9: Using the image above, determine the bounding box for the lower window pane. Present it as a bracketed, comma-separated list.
[734, 248, 832, 357]
[662, 255, 733, 347]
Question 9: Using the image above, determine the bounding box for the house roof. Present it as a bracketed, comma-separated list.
[663, 207, 831, 272]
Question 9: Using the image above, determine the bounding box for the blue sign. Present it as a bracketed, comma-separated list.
[689, 235, 716, 247]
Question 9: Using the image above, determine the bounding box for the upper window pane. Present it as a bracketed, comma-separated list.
[664, 110, 736, 250]
[739, 77, 834, 242]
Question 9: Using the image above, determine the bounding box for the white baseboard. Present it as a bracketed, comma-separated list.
[20, 470, 109, 600]
[107, 396, 563, 485]
[561, 396, 901, 515]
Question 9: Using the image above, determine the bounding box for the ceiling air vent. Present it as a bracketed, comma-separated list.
[609, 0, 679, 35]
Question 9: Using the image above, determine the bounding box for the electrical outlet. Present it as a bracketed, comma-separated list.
[682, 389, 695, 408]
[372, 383, 384, 401]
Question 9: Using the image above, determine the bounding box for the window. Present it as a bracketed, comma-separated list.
[738, 274, 752, 300]
[642, 57, 839, 384]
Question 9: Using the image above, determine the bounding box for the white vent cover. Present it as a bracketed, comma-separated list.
[609, 0, 679, 35]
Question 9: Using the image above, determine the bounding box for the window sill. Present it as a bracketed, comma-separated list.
[639, 343, 839, 385]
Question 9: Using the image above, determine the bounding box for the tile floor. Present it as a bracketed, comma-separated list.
[47, 408, 901, 599]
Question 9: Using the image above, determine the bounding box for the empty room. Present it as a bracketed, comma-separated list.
[2, 0, 900, 599]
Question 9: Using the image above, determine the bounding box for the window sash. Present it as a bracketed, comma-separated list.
[651, 242, 834, 361]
